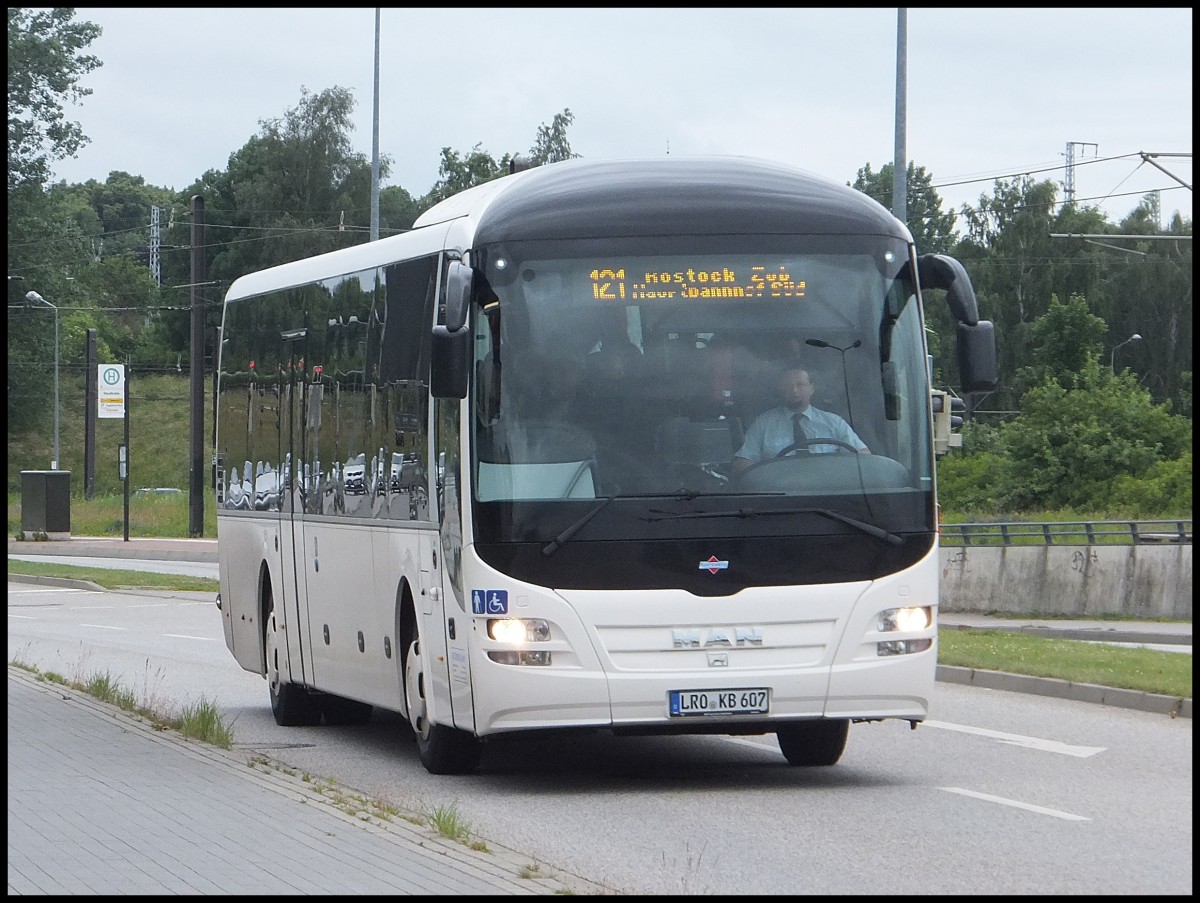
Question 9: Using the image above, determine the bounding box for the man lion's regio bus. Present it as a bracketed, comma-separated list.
[213, 157, 997, 774]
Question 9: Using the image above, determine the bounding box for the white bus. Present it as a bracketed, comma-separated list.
[213, 156, 997, 774]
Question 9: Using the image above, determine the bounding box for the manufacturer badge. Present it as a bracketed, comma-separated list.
[699, 555, 729, 574]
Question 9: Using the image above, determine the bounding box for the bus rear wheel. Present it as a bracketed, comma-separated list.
[776, 719, 849, 766]
[403, 629, 481, 775]
[265, 587, 321, 726]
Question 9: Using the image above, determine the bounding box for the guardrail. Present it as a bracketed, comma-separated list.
[941, 520, 1193, 546]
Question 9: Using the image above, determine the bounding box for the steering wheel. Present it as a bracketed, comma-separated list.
[774, 437, 862, 457]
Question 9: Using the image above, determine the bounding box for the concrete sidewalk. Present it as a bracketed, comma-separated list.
[6, 665, 610, 895]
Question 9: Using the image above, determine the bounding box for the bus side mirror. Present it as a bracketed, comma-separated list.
[917, 254, 979, 325]
[431, 260, 472, 399]
[956, 320, 998, 393]
[444, 260, 472, 332]
[431, 326, 469, 399]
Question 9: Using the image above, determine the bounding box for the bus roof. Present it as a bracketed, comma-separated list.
[225, 156, 910, 304]
[420, 156, 911, 245]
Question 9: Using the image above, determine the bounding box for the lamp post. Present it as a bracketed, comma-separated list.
[1110, 333, 1142, 373]
[25, 290, 60, 470]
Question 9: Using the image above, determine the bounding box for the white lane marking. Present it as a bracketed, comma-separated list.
[8, 614, 37, 619]
[940, 787, 1090, 821]
[78, 624, 125, 631]
[924, 719, 1105, 758]
[718, 735, 779, 752]
[164, 634, 220, 642]
[67, 603, 171, 610]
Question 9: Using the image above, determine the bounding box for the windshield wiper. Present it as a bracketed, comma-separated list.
[643, 506, 904, 546]
[542, 496, 615, 557]
[540, 490, 708, 557]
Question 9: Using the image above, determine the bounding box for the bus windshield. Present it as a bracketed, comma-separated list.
[469, 234, 934, 551]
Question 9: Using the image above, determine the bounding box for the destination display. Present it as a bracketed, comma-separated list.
[588, 264, 807, 301]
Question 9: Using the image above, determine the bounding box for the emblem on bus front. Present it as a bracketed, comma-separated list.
[699, 555, 729, 574]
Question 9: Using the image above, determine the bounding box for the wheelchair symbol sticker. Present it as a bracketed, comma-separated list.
[471, 589, 508, 615]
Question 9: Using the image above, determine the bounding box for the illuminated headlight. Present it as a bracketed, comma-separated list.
[485, 619, 551, 665]
[877, 606, 932, 632]
[487, 618, 550, 643]
[875, 606, 933, 656]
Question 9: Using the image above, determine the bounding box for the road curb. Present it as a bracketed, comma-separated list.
[6, 573, 107, 592]
[935, 665, 1192, 719]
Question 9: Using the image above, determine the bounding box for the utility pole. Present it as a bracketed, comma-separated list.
[85, 328, 97, 498]
[370, 8, 381, 241]
[1063, 141, 1097, 207]
[892, 8, 907, 224]
[189, 196, 206, 536]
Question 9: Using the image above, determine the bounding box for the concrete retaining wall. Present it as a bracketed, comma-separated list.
[939, 544, 1192, 620]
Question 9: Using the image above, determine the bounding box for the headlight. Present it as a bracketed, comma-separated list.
[486, 618, 553, 666]
[877, 606, 932, 632]
[486, 618, 550, 643]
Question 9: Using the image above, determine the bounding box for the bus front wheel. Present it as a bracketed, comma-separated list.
[265, 586, 322, 726]
[776, 719, 849, 766]
[403, 628, 481, 775]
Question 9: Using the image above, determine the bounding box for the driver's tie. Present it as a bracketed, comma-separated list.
[793, 412, 807, 444]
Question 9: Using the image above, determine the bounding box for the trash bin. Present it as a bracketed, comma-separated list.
[20, 470, 71, 540]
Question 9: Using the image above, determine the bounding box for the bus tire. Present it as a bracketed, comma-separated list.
[403, 629, 481, 775]
[264, 583, 322, 726]
[776, 719, 849, 767]
[321, 694, 373, 725]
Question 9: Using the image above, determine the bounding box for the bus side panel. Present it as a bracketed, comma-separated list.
[217, 511, 284, 677]
[292, 518, 381, 704]
[368, 523, 428, 710]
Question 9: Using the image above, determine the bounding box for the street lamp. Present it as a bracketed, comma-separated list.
[1110, 333, 1142, 374]
[25, 290, 60, 470]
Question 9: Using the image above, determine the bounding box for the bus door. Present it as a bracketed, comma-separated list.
[435, 359, 476, 732]
[279, 329, 315, 687]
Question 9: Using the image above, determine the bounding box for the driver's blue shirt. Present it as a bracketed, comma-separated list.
[735, 405, 867, 463]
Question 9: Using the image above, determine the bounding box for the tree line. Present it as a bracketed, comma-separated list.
[6, 9, 1191, 517]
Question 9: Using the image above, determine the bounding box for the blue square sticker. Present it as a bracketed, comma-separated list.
[471, 589, 508, 615]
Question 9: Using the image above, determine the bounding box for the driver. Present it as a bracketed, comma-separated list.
[731, 358, 869, 476]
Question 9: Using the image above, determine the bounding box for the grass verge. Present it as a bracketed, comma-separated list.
[937, 630, 1191, 699]
[6, 558, 218, 593]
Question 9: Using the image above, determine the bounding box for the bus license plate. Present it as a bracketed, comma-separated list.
[669, 688, 770, 717]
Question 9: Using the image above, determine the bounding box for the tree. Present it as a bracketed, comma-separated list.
[527, 108, 579, 167]
[421, 108, 582, 209]
[174, 86, 379, 291]
[851, 161, 957, 254]
[7, 8, 102, 191]
[421, 144, 509, 208]
[998, 357, 1190, 512]
[1011, 293, 1107, 396]
[953, 176, 1062, 391]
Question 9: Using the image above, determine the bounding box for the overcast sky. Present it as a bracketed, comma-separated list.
[49, 8, 1193, 229]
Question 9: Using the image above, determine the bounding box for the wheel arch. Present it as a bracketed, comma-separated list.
[395, 575, 418, 718]
[256, 560, 274, 677]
